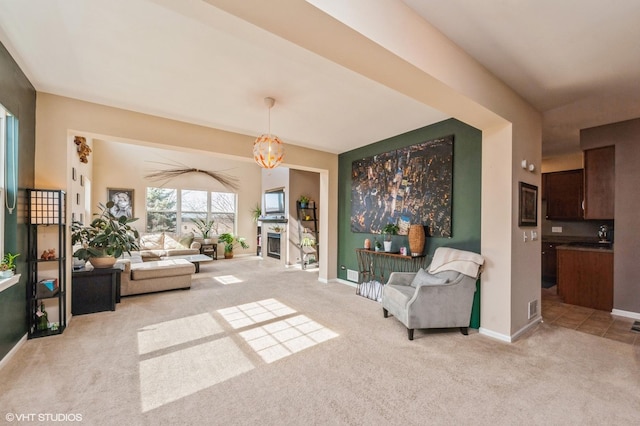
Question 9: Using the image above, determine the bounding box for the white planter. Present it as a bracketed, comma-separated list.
[0, 270, 14, 279]
[383, 241, 392, 252]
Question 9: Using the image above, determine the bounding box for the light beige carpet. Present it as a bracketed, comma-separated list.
[1, 256, 639, 425]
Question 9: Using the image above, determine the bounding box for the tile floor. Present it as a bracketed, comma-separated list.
[541, 286, 640, 346]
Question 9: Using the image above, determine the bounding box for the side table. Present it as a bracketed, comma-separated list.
[200, 243, 218, 260]
[72, 266, 121, 315]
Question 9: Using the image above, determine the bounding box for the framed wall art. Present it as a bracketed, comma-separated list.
[518, 182, 538, 227]
[107, 188, 134, 219]
[351, 135, 454, 237]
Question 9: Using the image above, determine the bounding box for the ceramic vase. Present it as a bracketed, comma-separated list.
[89, 256, 116, 269]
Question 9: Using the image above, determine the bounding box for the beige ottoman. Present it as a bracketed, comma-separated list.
[120, 258, 195, 296]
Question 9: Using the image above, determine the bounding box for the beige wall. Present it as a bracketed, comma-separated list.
[292, 0, 542, 338]
[37, 0, 548, 338]
[541, 153, 583, 173]
[90, 139, 261, 256]
[35, 94, 339, 304]
[581, 118, 640, 316]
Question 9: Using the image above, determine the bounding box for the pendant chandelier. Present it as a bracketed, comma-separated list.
[253, 97, 285, 169]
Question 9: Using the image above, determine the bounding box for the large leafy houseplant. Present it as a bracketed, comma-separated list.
[71, 201, 140, 267]
[218, 233, 249, 258]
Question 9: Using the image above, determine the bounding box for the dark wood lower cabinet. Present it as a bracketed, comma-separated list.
[72, 267, 122, 315]
[557, 248, 613, 311]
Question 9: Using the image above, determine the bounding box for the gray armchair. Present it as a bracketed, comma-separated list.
[381, 248, 484, 340]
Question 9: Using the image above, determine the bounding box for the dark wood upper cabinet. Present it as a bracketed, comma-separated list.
[543, 169, 584, 220]
[584, 146, 615, 220]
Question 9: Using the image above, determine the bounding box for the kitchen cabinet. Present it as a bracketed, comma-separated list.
[541, 241, 557, 282]
[557, 246, 613, 311]
[543, 169, 584, 220]
[584, 146, 615, 219]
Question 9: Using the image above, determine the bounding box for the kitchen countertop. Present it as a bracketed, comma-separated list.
[542, 236, 613, 252]
[555, 242, 613, 253]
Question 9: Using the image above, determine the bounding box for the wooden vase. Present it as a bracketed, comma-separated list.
[408, 225, 425, 256]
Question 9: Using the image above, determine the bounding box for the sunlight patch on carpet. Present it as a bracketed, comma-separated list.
[239, 315, 338, 363]
[214, 275, 243, 285]
[137, 313, 223, 355]
[139, 337, 253, 412]
[217, 298, 296, 329]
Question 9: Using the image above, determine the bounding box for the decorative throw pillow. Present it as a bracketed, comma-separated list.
[178, 233, 194, 249]
[410, 268, 450, 287]
[139, 233, 164, 250]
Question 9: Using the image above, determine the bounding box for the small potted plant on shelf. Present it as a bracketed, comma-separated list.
[193, 217, 215, 243]
[71, 201, 140, 268]
[218, 233, 249, 259]
[1, 252, 19, 278]
[299, 195, 310, 209]
[374, 238, 382, 252]
[251, 203, 262, 223]
[381, 223, 399, 252]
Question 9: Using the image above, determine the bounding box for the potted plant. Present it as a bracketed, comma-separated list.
[250, 203, 262, 223]
[299, 195, 310, 208]
[192, 217, 215, 243]
[71, 201, 140, 268]
[218, 233, 249, 259]
[381, 223, 399, 252]
[374, 238, 382, 252]
[300, 235, 315, 248]
[1, 252, 19, 278]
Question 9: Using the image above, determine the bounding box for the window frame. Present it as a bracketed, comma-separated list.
[145, 187, 238, 234]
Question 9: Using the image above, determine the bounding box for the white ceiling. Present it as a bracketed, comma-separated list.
[1, 0, 638, 157]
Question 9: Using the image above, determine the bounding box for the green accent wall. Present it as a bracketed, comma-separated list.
[0, 41, 36, 360]
[338, 118, 482, 327]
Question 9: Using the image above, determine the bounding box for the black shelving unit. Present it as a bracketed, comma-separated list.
[296, 201, 318, 269]
[256, 224, 262, 256]
[26, 189, 67, 339]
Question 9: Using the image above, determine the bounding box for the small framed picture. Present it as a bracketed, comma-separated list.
[518, 182, 538, 227]
[107, 188, 134, 219]
[72, 167, 77, 181]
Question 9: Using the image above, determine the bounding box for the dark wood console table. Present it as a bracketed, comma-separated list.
[72, 267, 122, 315]
[355, 249, 428, 301]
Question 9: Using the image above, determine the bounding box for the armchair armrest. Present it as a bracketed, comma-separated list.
[386, 272, 416, 287]
[190, 241, 201, 250]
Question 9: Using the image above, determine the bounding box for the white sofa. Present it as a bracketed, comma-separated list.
[137, 232, 201, 261]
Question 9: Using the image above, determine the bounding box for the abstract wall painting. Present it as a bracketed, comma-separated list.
[351, 135, 453, 237]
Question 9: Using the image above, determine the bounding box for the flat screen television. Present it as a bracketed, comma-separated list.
[264, 190, 285, 215]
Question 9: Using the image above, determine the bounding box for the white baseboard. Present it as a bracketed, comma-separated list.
[479, 317, 542, 343]
[612, 309, 640, 320]
[0, 333, 27, 371]
[479, 327, 511, 342]
[334, 278, 358, 288]
[511, 317, 542, 341]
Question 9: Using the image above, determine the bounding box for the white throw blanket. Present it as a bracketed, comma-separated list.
[428, 247, 485, 278]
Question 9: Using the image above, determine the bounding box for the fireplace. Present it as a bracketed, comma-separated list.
[267, 233, 281, 259]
